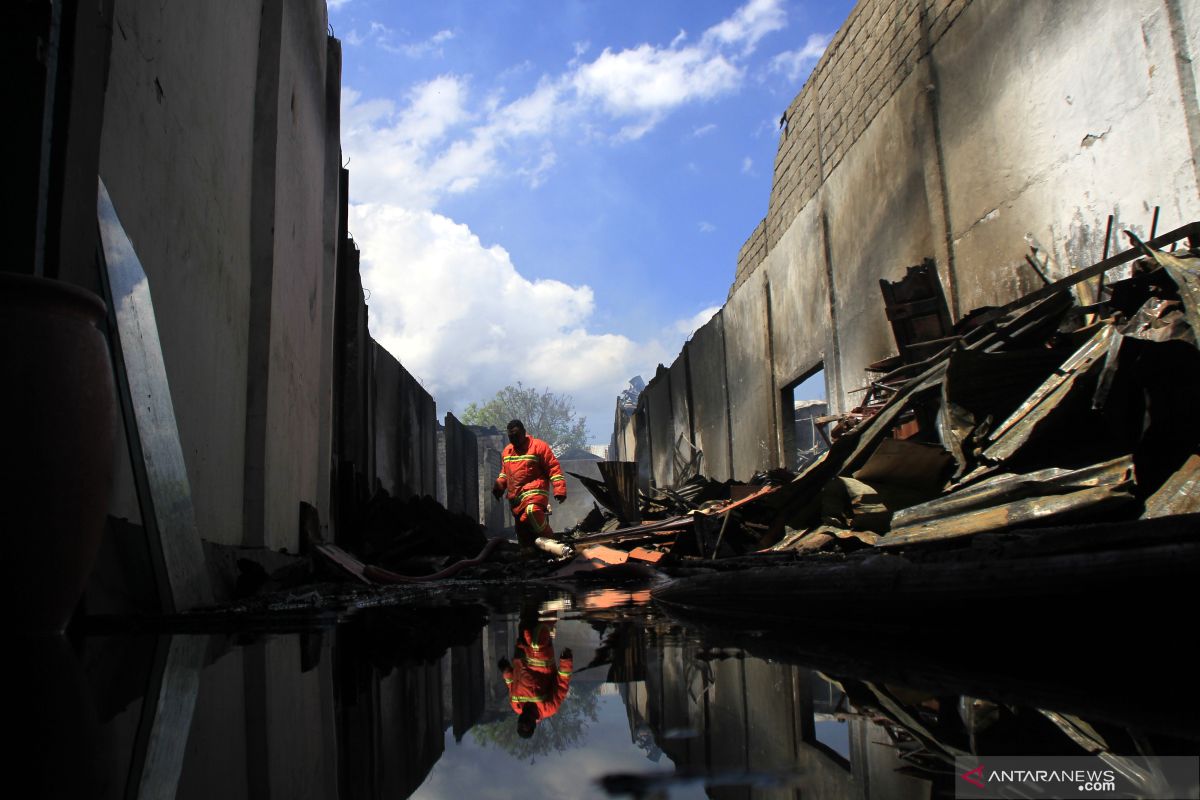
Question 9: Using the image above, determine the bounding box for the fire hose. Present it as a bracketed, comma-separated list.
[362, 536, 504, 584]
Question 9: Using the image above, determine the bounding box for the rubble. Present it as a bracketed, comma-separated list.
[232, 224, 1200, 596]
[574, 224, 1200, 582]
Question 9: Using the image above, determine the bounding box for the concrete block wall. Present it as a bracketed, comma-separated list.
[623, 0, 1200, 484]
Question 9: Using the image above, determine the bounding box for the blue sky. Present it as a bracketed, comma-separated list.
[328, 0, 854, 440]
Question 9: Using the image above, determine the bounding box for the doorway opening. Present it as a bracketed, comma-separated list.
[782, 364, 828, 470]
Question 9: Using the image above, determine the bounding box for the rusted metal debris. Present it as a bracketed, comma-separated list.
[285, 223, 1200, 589]
[582, 223, 1200, 573]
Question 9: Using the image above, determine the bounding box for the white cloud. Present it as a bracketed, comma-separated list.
[701, 0, 787, 54]
[393, 28, 455, 59]
[675, 305, 722, 336]
[350, 21, 456, 58]
[342, 0, 793, 206]
[340, 78, 483, 208]
[573, 44, 740, 121]
[327, 0, 352, 10]
[768, 32, 833, 82]
[563, 0, 783, 138]
[517, 146, 558, 188]
[349, 204, 673, 432]
[741, 155, 754, 174]
[339, 1, 793, 432]
[693, 123, 717, 137]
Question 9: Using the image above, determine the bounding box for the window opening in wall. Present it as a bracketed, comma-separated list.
[811, 672, 852, 767]
[782, 365, 828, 471]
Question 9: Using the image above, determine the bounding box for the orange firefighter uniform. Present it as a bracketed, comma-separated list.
[502, 622, 573, 720]
[493, 434, 566, 545]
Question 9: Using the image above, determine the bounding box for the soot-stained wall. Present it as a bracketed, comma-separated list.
[619, 0, 1200, 484]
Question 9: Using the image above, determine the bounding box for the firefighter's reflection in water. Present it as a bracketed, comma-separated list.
[498, 601, 573, 739]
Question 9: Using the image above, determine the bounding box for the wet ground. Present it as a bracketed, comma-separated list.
[22, 582, 1199, 799]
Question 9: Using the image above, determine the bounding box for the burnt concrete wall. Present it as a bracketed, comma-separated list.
[635, 637, 934, 799]
[621, 0, 1200, 482]
[254, 0, 337, 548]
[668, 354, 695, 483]
[370, 342, 440, 503]
[555, 458, 604, 532]
[372, 344, 404, 500]
[334, 239, 374, 495]
[97, 0, 350, 549]
[442, 413, 478, 520]
[643, 366, 675, 488]
[98, 0, 269, 544]
[613, 409, 638, 465]
[94, 0, 470, 561]
[723, 269, 777, 479]
[471, 428, 507, 532]
[686, 312, 733, 482]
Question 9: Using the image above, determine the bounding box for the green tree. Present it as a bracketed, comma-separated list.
[461, 382, 588, 454]
[470, 681, 601, 758]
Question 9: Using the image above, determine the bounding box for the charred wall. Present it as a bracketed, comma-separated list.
[441, 413, 479, 521]
[623, 0, 1200, 484]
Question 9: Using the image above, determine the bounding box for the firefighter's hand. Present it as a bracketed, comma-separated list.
[492, 485, 504, 499]
[498, 658, 511, 672]
[555, 494, 566, 504]
[560, 648, 573, 661]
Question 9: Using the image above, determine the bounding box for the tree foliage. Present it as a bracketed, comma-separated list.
[470, 681, 600, 759]
[461, 382, 588, 454]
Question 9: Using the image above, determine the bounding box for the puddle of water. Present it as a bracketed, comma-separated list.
[36, 585, 1200, 799]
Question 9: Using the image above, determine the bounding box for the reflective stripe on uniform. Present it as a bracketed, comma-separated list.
[550, 475, 566, 482]
[503, 455, 539, 462]
[511, 694, 547, 703]
[519, 488, 549, 500]
[528, 506, 548, 532]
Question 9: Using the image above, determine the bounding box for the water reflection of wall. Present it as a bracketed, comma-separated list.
[83, 604, 491, 800]
[622, 629, 931, 800]
[81, 632, 341, 800]
[336, 608, 488, 798]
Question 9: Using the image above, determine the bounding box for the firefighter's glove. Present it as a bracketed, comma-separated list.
[555, 495, 566, 504]
[560, 648, 573, 661]
[498, 658, 511, 672]
[492, 485, 504, 500]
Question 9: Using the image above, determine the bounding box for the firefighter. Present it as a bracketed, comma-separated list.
[498, 607, 573, 739]
[492, 419, 567, 556]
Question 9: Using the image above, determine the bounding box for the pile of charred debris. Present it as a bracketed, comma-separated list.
[554, 226, 1200, 578]
[221, 223, 1200, 615]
